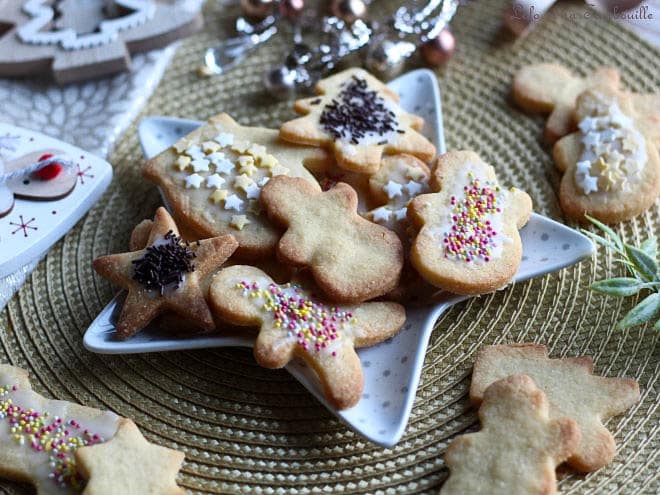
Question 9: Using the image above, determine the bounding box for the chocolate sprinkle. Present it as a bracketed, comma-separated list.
[310, 98, 322, 105]
[132, 230, 196, 294]
[320, 76, 399, 144]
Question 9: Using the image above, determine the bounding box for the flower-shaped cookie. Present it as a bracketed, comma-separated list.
[260, 175, 404, 303]
[209, 265, 406, 409]
[92, 207, 238, 339]
[513, 63, 620, 143]
[471, 344, 641, 472]
[408, 151, 532, 295]
[553, 88, 660, 223]
[143, 113, 331, 258]
[280, 68, 436, 174]
[441, 374, 580, 495]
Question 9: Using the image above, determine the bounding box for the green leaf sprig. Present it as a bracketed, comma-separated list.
[583, 215, 660, 330]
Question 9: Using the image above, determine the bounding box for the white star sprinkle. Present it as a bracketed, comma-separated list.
[215, 158, 235, 175]
[600, 128, 619, 143]
[190, 158, 210, 172]
[185, 145, 205, 160]
[578, 117, 598, 133]
[393, 208, 407, 221]
[215, 132, 234, 147]
[245, 183, 261, 200]
[383, 180, 403, 199]
[582, 174, 599, 194]
[185, 173, 204, 189]
[207, 152, 226, 164]
[258, 177, 270, 187]
[576, 160, 592, 176]
[206, 173, 226, 188]
[370, 207, 392, 223]
[224, 194, 244, 211]
[404, 180, 423, 196]
[583, 131, 601, 148]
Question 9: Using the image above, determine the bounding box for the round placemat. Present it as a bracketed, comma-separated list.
[1, 0, 658, 493]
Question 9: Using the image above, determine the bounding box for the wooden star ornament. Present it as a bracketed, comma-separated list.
[75, 418, 186, 495]
[92, 207, 238, 339]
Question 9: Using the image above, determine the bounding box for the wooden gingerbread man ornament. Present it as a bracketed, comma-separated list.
[0, 0, 203, 84]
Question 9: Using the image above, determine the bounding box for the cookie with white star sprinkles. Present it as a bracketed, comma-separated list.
[364, 154, 431, 239]
[208, 265, 406, 409]
[143, 113, 331, 258]
[553, 88, 660, 224]
[0, 364, 185, 494]
[93, 207, 238, 339]
[260, 175, 404, 303]
[279, 68, 436, 175]
[408, 151, 532, 295]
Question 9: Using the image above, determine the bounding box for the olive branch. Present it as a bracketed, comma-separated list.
[583, 215, 659, 330]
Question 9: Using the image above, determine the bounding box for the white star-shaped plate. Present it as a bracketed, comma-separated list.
[83, 69, 593, 447]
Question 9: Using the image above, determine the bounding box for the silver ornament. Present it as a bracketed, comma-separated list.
[364, 35, 415, 79]
[240, 0, 276, 20]
[263, 65, 298, 100]
[330, 0, 367, 24]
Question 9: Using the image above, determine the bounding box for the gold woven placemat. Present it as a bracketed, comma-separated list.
[1, 0, 659, 493]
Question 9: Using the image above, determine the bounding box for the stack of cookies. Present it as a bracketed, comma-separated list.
[513, 63, 660, 224]
[441, 344, 640, 495]
[93, 68, 534, 410]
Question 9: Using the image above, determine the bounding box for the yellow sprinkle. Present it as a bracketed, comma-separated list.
[209, 189, 228, 204]
[234, 174, 255, 193]
[174, 155, 191, 171]
[202, 141, 221, 153]
[270, 164, 290, 177]
[260, 154, 278, 169]
[230, 215, 251, 230]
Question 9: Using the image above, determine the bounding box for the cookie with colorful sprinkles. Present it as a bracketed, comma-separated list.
[208, 265, 406, 409]
[260, 175, 404, 303]
[408, 151, 532, 295]
[280, 68, 436, 174]
[0, 364, 186, 494]
[143, 113, 331, 258]
[553, 87, 660, 223]
[93, 207, 238, 339]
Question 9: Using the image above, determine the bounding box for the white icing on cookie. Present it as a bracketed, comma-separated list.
[574, 94, 647, 195]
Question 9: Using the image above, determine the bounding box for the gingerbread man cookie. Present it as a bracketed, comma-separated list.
[553, 88, 660, 223]
[208, 265, 406, 409]
[143, 113, 331, 258]
[93, 207, 238, 339]
[260, 175, 404, 303]
[441, 374, 580, 495]
[280, 68, 436, 174]
[408, 151, 532, 295]
[512, 63, 620, 143]
[471, 344, 641, 472]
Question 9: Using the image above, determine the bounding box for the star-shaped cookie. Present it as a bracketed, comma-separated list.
[512, 63, 620, 143]
[280, 68, 436, 174]
[260, 175, 404, 303]
[143, 113, 331, 258]
[470, 344, 641, 472]
[209, 265, 406, 409]
[553, 87, 660, 223]
[92, 207, 238, 339]
[408, 151, 532, 295]
[75, 418, 186, 495]
[441, 374, 580, 495]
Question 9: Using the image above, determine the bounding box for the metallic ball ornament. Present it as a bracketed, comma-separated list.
[330, 0, 367, 24]
[264, 64, 298, 100]
[240, 0, 275, 19]
[364, 36, 415, 80]
[279, 0, 305, 19]
[420, 29, 456, 67]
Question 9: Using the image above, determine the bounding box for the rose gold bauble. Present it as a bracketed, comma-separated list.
[240, 0, 275, 19]
[420, 29, 456, 67]
[279, 0, 305, 19]
[330, 0, 367, 23]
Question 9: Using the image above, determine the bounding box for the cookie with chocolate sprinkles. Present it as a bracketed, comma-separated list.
[280, 68, 436, 175]
[92, 207, 238, 339]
